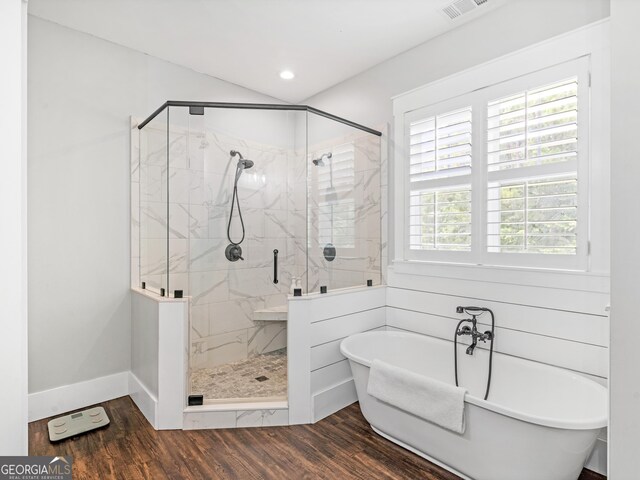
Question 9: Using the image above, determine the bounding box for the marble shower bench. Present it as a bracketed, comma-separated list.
[252, 305, 288, 322]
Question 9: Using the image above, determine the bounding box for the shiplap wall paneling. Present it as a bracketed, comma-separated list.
[288, 286, 386, 424]
[386, 287, 608, 379]
[387, 270, 609, 316]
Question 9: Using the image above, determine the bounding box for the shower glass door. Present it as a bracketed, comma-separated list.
[173, 106, 306, 403]
[307, 112, 382, 294]
[139, 109, 169, 296]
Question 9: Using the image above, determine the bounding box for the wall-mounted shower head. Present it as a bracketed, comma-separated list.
[312, 152, 332, 167]
[240, 159, 254, 169]
[230, 150, 254, 183]
[230, 150, 254, 169]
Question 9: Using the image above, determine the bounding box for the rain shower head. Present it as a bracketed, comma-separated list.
[312, 152, 332, 167]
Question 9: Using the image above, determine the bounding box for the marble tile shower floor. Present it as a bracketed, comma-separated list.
[190, 349, 287, 401]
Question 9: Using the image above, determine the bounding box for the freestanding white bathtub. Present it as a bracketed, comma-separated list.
[340, 331, 607, 480]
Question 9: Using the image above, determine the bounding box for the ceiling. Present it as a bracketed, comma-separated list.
[29, 0, 506, 103]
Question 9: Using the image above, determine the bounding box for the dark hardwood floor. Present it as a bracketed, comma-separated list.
[29, 396, 605, 480]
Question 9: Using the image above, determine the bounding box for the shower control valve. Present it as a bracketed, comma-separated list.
[225, 244, 244, 262]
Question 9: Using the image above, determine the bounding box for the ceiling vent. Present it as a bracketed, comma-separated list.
[441, 0, 487, 20]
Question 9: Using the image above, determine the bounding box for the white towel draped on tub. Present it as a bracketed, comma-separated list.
[367, 359, 467, 434]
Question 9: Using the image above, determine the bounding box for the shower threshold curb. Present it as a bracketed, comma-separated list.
[184, 399, 288, 413]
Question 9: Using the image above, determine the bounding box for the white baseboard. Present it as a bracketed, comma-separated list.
[585, 437, 607, 476]
[128, 372, 158, 429]
[28, 371, 129, 422]
[313, 379, 357, 422]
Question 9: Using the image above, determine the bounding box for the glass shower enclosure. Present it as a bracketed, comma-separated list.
[135, 102, 381, 405]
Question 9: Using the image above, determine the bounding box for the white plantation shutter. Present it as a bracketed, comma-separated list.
[487, 175, 578, 254]
[408, 106, 473, 253]
[487, 79, 578, 171]
[486, 78, 580, 256]
[409, 186, 472, 251]
[410, 107, 472, 182]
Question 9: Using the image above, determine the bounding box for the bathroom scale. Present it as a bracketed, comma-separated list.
[47, 406, 110, 442]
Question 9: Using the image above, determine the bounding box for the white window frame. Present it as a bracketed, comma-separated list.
[393, 20, 610, 277]
[403, 59, 589, 269]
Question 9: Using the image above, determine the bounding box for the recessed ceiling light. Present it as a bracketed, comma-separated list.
[280, 70, 295, 80]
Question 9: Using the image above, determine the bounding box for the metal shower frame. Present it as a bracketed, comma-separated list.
[137, 101, 382, 137]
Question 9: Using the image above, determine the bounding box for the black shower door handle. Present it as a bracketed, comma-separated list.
[273, 249, 279, 284]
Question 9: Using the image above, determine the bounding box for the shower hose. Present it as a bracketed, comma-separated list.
[227, 168, 246, 246]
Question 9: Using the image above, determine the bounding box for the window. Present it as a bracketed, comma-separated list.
[403, 58, 589, 269]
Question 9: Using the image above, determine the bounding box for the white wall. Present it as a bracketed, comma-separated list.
[0, 0, 28, 455]
[609, 0, 640, 477]
[27, 16, 283, 396]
